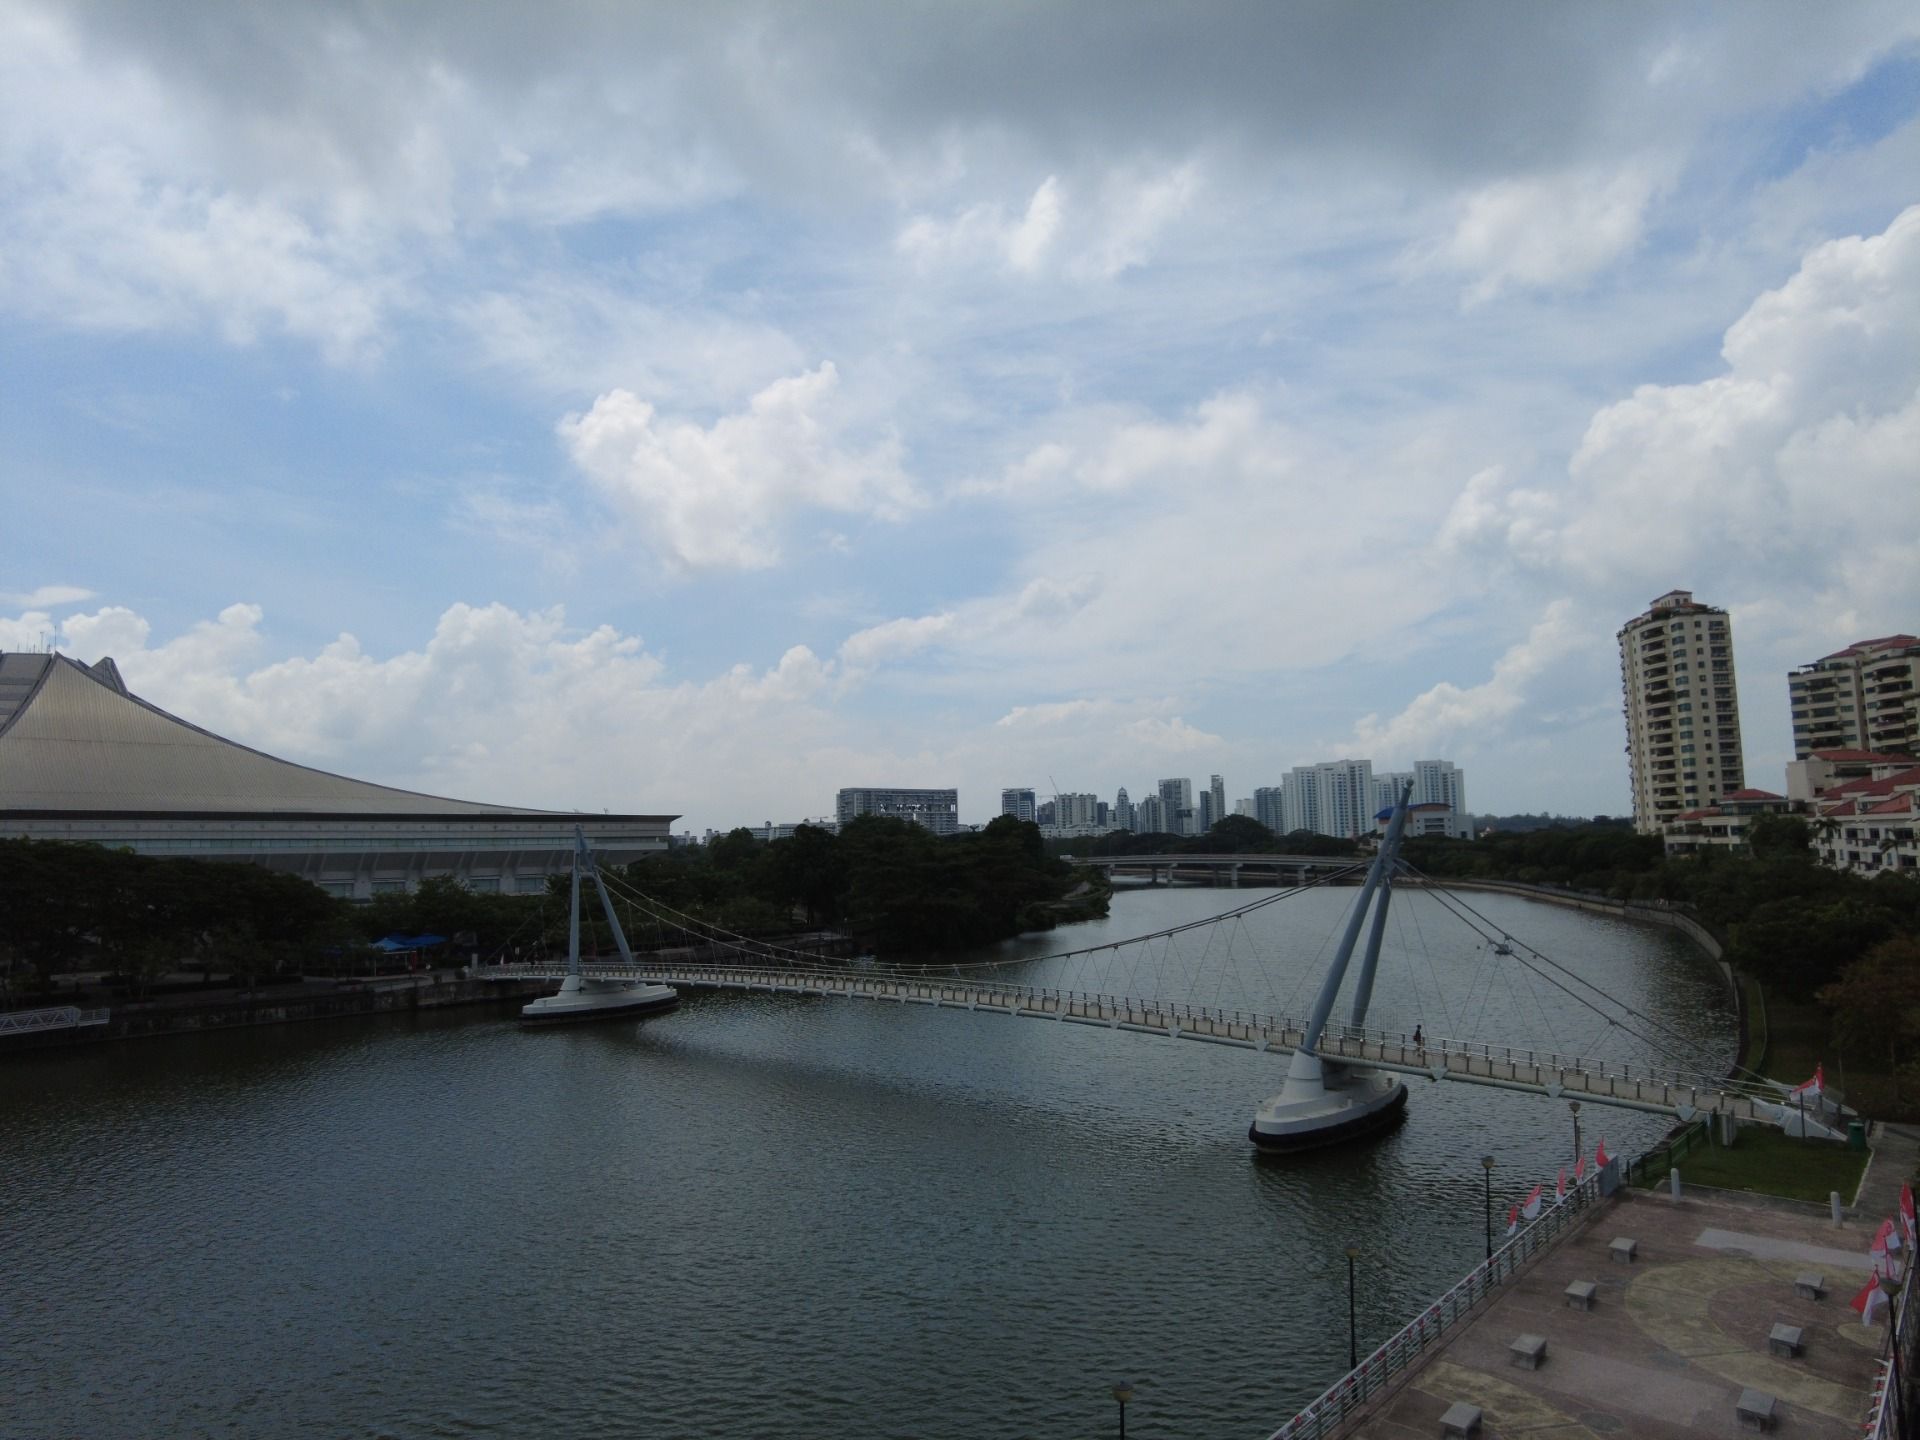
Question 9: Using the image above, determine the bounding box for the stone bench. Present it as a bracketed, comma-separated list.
[1794, 1272, 1824, 1300]
[1767, 1323, 1804, 1358]
[1609, 1236, 1637, 1264]
[1564, 1280, 1597, 1311]
[1439, 1400, 1483, 1437]
[1737, 1388, 1777, 1431]
[1509, 1333, 1547, 1370]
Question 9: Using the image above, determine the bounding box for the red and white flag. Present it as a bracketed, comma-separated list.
[1521, 1184, 1544, 1221]
[1594, 1138, 1611, 1170]
[1871, 1217, 1903, 1263]
[1505, 1204, 1519, 1239]
[1901, 1183, 1916, 1246]
[1573, 1154, 1587, 1182]
[1791, 1063, 1825, 1097]
[1853, 1269, 1890, 1328]
[1555, 1167, 1568, 1204]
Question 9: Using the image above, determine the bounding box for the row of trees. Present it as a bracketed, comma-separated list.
[1402, 818, 1920, 1107]
[0, 815, 1106, 997]
[627, 814, 1103, 954]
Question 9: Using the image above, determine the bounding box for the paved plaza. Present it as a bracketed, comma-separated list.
[1346, 1185, 1890, 1439]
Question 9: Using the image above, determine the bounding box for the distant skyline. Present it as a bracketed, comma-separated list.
[3, 3, 1917, 832]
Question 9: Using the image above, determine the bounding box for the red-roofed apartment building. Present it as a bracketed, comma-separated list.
[1788, 634, 1920, 759]
[1807, 758, 1920, 876]
[1661, 788, 1795, 857]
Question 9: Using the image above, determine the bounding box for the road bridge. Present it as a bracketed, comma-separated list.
[1077, 852, 1362, 886]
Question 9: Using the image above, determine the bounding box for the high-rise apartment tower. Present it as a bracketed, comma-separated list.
[1788, 634, 1919, 758]
[1617, 590, 1745, 835]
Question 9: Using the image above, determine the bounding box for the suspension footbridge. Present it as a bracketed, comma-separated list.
[486, 795, 1847, 1141]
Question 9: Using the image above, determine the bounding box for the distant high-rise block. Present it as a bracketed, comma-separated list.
[1209, 774, 1226, 831]
[1113, 787, 1135, 832]
[1157, 777, 1194, 835]
[1000, 787, 1036, 823]
[1788, 634, 1919, 759]
[1253, 785, 1287, 835]
[1618, 590, 1745, 835]
[836, 786, 959, 836]
[1282, 759, 1375, 839]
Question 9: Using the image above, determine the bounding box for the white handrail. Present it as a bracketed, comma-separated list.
[1263, 1167, 1609, 1440]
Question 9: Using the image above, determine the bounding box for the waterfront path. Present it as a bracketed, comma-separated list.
[1341, 1185, 1886, 1438]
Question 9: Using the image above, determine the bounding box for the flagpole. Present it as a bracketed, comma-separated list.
[1881, 1272, 1904, 1435]
[1480, 1155, 1494, 1259]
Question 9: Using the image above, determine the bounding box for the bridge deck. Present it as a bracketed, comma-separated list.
[486, 962, 1785, 1125]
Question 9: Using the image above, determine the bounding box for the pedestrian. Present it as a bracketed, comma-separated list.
[1412, 1023, 1423, 1052]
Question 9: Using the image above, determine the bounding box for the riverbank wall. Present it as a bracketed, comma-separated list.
[0, 974, 549, 1054]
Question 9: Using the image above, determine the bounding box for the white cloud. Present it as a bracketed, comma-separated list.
[1349, 600, 1586, 762]
[1120, 715, 1222, 752]
[0, 584, 95, 608]
[838, 613, 955, 673]
[451, 279, 806, 402]
[1428, 164, 1663, 304]
[898, 176, 1065, 275]
[48, 599, 848, 823]
[898, 162, 1197, 281]
[558, 363, 920, 571]
[1557, 203, 1920, 603]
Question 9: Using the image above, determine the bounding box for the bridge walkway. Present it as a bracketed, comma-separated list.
[487, 960, 1783, 1125]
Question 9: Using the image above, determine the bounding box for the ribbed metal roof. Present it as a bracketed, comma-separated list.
[0, 653, 648, 819]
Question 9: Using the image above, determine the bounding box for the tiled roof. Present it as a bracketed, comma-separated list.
[1809, 749, 1906, 763]
[1864, 794, 1919, 816]
[1722, 788, 1784, 802]
[1820, 634, 1920, 661]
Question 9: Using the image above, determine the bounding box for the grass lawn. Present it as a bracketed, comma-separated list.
[1668, 1125, 1868, 1204]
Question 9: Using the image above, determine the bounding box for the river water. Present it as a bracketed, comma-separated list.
[2, 887, 1734, 1440]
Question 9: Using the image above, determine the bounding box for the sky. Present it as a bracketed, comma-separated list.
[2, 2, 1918, 833]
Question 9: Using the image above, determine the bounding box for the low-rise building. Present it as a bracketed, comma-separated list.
[0, 651, 673, 898]
[1810, 764, 1920, 875]
[1661, 788, 1793, 858]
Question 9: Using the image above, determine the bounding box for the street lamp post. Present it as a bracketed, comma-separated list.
[1345, 1243, 1361, 1370]
[1112, 1380, 1133, 1439]
[1480, 1155, 1495, 1259]
[1569, 1101, 1582, 1168]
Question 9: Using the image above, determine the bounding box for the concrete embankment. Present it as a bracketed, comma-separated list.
[2, 974, 549, 1053]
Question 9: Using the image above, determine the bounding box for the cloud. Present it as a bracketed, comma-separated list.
[1349, 601, 1586, 762]
[838, 613, 955, 673]
[450, 278, 806, 402]
[898, 176, 1064, 275]
[1558, 203, 1920, 602]
[0, 584, 95, 608]
[47, 599, 847, 822]
[1426, 163, 1664, 304]
[558, 363, 921, 571]
[898, 163, 1200, 282]
[1434, 203, 1920, 633]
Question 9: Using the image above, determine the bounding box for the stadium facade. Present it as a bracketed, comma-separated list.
[0, 652, 674, 898]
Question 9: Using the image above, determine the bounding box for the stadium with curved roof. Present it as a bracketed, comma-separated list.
[0, 651, 673, 898]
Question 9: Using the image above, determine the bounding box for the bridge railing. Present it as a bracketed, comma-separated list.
[1263, 1166, 1610, 1440]
[1862, 1252, 1917, 1440]
[0, 1005, 111, 1036]
[495, 954, 1760, 1102]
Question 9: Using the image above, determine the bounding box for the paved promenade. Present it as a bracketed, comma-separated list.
[1345, 1185, 1889, 1439]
